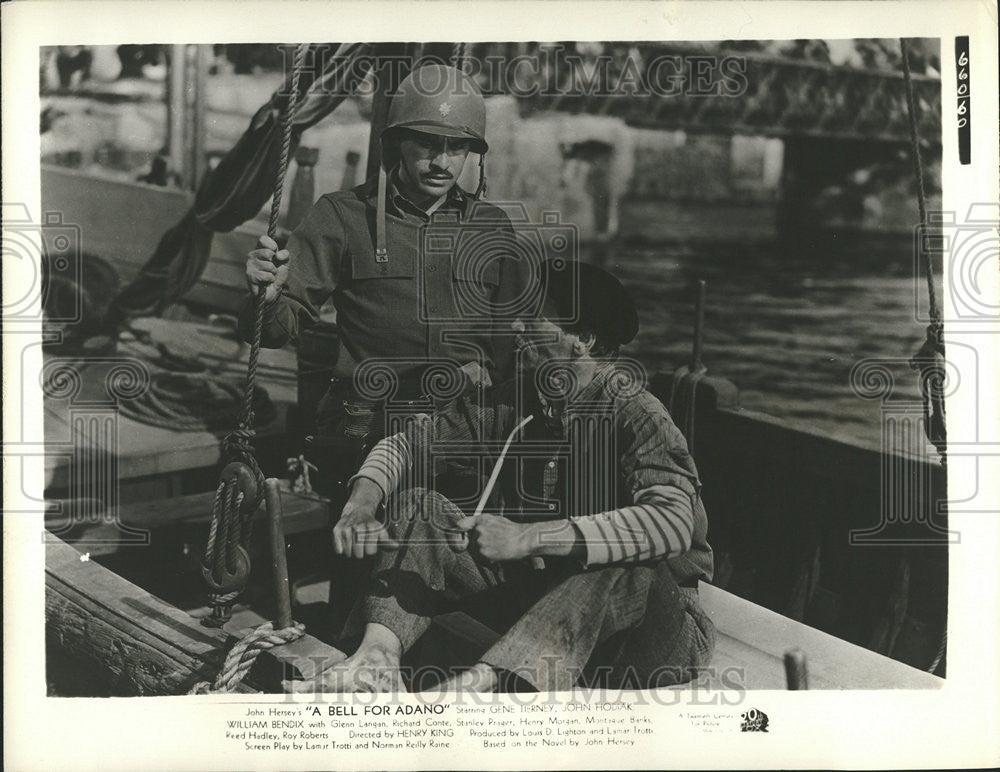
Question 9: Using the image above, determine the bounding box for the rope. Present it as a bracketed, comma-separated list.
[241, 43, 310, 433]
[225, 41, 309, 502]
[451, 42, 467, 69]
[189, 620, 306, 694]
[204, 480, 226, 562]
[202, 474, 252, 625]
[900, 38, 939, 326]
[197, 43, 311, 626]
[900, 38, 947, 464]
[926, 628, 947, 674]
[900, 39, 948, 669]
[117, 372, 276, 431]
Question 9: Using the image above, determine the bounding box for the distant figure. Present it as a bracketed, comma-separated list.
[89, 47, 123, 83]
[137, 156, 181, 188]
[116, 45, 167, 80]
[54, 46, 92, 88]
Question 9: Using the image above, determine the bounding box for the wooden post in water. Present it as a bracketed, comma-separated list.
[341, 150, 361, 190]
[166, 44, 207, 190]
[691, 279, 707, 373]
[186, 45, 208, 190]
[287, 146, 319, 231]
[166, 45, 187, 187]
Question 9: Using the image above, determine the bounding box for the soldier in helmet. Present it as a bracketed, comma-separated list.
[242, 64, 529, 630]
[243, 63, 527, 476]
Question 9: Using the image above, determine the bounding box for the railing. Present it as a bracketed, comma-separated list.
[489, 43, 943, 144]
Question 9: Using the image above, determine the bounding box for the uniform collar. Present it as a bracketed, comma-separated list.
[363, 167, 469, 220]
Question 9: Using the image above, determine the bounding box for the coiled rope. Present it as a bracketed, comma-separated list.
[189, 621, 306, 694]
[187, 44, 313, 696]
[117, 371, 276, 432]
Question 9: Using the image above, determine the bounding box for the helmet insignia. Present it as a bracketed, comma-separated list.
[438, 102, 452, 117]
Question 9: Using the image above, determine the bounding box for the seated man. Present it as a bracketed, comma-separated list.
[285, 261, 715, 693]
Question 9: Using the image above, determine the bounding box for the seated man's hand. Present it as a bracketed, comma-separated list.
[246, 234, 290, 303]
[333, 478, 398, 559]
[453, 514, 533, 562]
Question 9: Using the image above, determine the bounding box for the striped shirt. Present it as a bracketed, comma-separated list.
[352, 365, 713, 583]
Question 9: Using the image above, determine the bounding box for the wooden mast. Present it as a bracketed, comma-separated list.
[166, 44, 208, 190]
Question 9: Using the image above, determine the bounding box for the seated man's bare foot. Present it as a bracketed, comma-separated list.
[283, 644, 404, 694]
[422, 662, 498, 694]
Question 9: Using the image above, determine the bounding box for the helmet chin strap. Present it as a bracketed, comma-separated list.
[474, 153, 487, 199]
[375, 164, 389, 263]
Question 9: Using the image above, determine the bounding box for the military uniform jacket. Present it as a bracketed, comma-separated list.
[239, 178, 527, 385]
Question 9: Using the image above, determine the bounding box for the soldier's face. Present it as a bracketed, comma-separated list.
[398, 132, 471, 202]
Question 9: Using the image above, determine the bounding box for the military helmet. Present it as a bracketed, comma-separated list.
[381, 64, 488, 155]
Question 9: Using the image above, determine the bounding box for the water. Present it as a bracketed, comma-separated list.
[589, 236, 938, 451]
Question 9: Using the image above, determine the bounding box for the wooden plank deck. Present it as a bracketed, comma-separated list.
[698, 582, 942, 689]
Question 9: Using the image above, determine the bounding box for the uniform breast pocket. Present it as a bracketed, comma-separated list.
[348, 246, 416, 280]
[343, 247, 419, 330]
